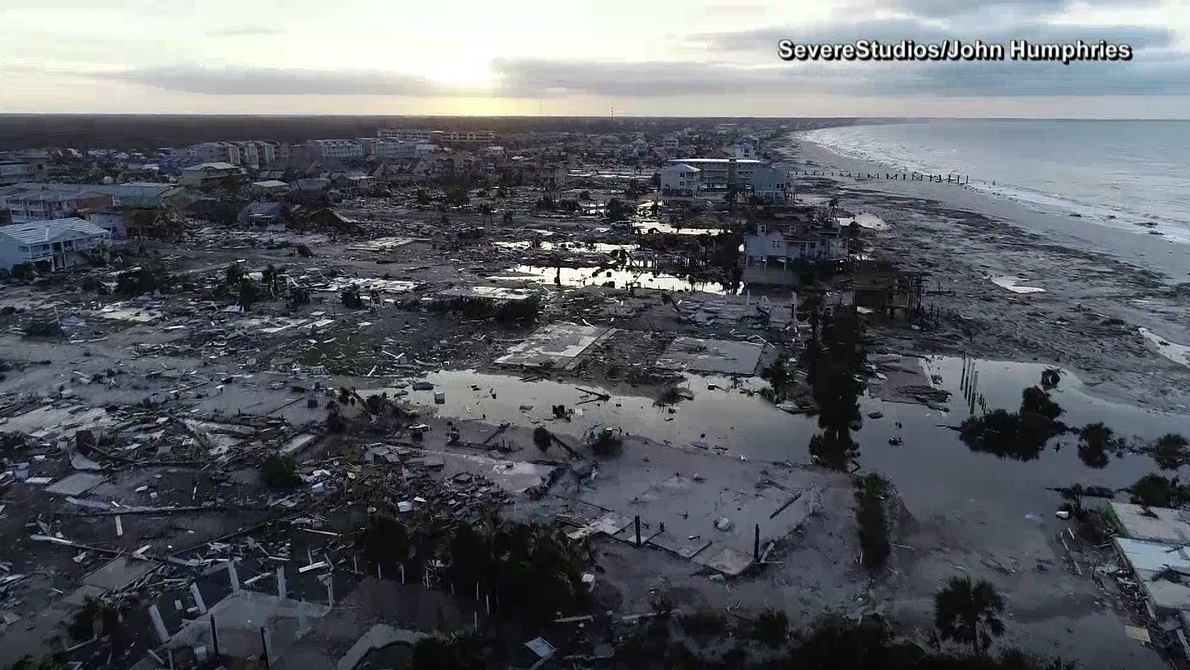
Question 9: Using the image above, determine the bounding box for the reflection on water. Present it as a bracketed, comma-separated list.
[490, 265, 732, 295]
[359, 356, 1187, 544]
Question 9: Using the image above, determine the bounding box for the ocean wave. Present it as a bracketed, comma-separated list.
[800, 125, 1190, 243]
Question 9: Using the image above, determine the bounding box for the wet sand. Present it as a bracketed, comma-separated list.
[782, 136, 1190, 415]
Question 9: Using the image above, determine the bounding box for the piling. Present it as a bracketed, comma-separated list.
[210, 614, 220, 657]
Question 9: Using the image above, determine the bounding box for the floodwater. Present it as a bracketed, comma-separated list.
[631, 220, 724, 236]
[372, 356, 1186, 541]
[490, 265, 731, 294]
[1138, 327, 1190, 367]
[991, 275, 1046, 294]
[836, 212, 889, 230]
[493, 240, 639, 254]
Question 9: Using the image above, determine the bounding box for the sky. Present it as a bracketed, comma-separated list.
[1, 0, 1188, 118]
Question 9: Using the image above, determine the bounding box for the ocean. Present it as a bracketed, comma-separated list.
[803, 119, 1190, 244]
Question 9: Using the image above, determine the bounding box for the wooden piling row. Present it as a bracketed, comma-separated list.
[793, 169, 970, 185]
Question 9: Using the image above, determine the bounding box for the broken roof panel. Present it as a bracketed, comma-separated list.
[656, 337, 765, 375]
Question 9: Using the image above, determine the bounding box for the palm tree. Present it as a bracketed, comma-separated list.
[934, 576, 1005, 655]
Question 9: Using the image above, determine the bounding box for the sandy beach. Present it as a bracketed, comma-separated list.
[779, 134, 1190, 414]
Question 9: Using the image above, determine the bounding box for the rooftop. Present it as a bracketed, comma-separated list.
[0, 217, 111, 244]
[182, 162, 240, 171]
[668, 158, 766, 165]
[1109, 502, 1190, 544]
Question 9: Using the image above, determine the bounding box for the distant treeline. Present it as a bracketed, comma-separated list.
[0, 114, 872, 150]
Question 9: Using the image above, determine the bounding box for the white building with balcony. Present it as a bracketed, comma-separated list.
[659, 163, 701, 197]
[0, 218, 111, 272]
[186, 142, 241, 165]
[306, 140, 364, 160]
[660, 158, 791, 203]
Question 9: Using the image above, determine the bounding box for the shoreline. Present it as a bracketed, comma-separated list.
[795, 122, 1190, 247]
[778, 134, 1190, 415]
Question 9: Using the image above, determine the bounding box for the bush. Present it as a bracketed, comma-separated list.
[678, 609, 727, 643]
[326, 406, 346, 433]
[1020, 386, 1062, 420]
[591, 428, 623, 456]
[341, 284, 364, 309]
[9, 262, 36, 282]
[750, 609, 789, 647]
[533, 426, 552, 451]
[261, 454, 301, 489]
[854, 473, 890, 572]
[446, 186, 470, 207]
[22, 320, 64, 339]
[1130, 474, 1188, 507]
[116, 266, 168, 297]
[1153, 433, 1190, 470]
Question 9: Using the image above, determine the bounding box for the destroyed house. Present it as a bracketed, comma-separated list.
[251, 179, 291, 197]
[178, 162, 245, 188]
[238, 201, 288, 228]
[0, 217, 111, 272]
[851, 260, 926, 315]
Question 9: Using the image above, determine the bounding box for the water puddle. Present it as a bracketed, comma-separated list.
[1138, 327, 1190, 367]
[836, 212, 889, 230]
[991, 275, 1046, 294]
[320, 278, 416, 294]
[493, 240, 638, 254]
[490, 265, 730, 294]
[361, 357, 1188, 545]
[630, 221, 724, 236]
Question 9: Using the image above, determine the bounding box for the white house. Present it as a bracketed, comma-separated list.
[659, 163, 701, 197]
[662, 158, 791, 202]
[374, 141, 435, 160]
[740, 218, 846, 285]
[306, 140, 365, 160]
[377, 129, 495, 143]
[178, 162, 244, 188]
[0, 163, 34, 186]
[750, 164, 793, 204]
[251, 180, 290, 197]
[0, 218, 111, 272]
[1, 186, 114, 223]
[185, 142, 241, 165]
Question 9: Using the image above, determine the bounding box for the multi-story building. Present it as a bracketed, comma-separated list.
[0, 163, 34, 186]
[306, 140, 364, 160]
[185, 142, 241, 165]
[178, 162, 245, 188]
[658, 163, 700, 197]
[740, 209, 846, 285]
[1, 186, 113, 223]
[0, 217, 112, 272]
[374, 141, 436, 161]
[659, 158, 791, 203]
[377, 129, 495, 143]
[233, 141, 277, 169]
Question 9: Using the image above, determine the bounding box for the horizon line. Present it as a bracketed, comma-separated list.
[0, 112, 1188, 122]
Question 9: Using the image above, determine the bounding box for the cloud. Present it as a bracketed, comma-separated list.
[703, 18, 1176, 52]
[205, 27, 281, 37]
[490, 59, 812, 97]
[691, 14, 1187, 97]
[488, 50, 1190, 99]
[881, 0, 1163, 20]
[93, 65, 479, 96]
